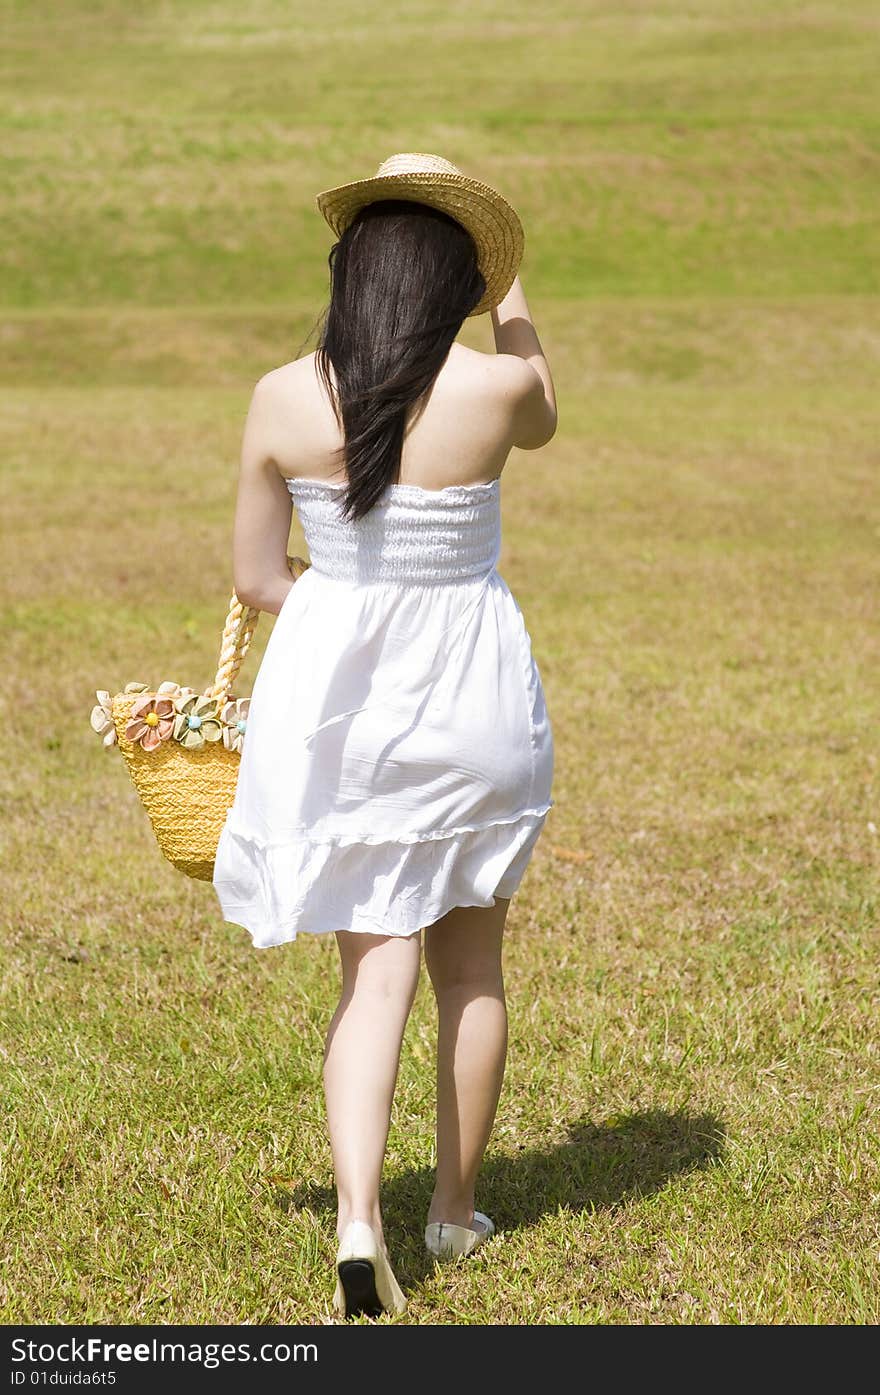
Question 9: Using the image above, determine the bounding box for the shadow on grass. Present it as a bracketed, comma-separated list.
[285, 1108, 725, 1282]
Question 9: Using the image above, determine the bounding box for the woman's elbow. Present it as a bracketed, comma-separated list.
[233, 575, 262, 609]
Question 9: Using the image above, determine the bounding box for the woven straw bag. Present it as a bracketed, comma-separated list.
[89, 555, 310, 882]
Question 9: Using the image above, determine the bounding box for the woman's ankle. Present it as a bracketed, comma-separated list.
[336, 1204, 384, 1242]
[426, 1191, 475, 1229]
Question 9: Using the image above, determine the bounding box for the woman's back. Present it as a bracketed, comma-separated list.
[262, 341, 527, 492]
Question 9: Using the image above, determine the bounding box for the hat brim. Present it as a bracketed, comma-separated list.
[315, 171, 523, 317]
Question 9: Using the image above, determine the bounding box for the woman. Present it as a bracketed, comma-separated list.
[212, 153, 558, 1319]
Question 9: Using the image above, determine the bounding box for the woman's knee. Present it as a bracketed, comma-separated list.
[427, 958, 505, 1003]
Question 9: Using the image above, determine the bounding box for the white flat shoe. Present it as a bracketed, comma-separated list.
[333, 1220, 407, 1319]
[425, 1211, 495, 1260]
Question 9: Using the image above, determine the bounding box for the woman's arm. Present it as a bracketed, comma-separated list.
[491, 274, 558, 450]
[230, 373, 296, 615]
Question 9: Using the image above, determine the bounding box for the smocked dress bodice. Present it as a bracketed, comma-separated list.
[285, 476, 502, 585]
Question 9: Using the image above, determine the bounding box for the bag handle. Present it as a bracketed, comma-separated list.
[203, 554, 311, 706]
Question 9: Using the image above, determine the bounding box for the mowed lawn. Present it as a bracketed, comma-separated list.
[2, 1, 879, 1324]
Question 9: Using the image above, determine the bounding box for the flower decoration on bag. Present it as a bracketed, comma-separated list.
[125, 693, 176, 751]
[156, 680, 198, 704]
[89, 691, 118, 748]
[172, 692, 224, 749]
[88, 683, 250, 754]
[220, 697, 250, 753]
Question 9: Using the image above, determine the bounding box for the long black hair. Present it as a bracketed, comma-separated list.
[314, 198, 486, 522]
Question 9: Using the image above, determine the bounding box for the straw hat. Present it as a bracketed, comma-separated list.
[315, 152, 524, 317]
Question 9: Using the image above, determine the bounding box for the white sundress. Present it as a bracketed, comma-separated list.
[211, 475, 554, 949]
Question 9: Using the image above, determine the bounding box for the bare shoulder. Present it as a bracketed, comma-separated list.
[253, 354, 314, 402]
[444, 343, 536, 395]
[485, 351, 544, 399]
[248, 354, 321, 431]
[240, 358, 312, 473]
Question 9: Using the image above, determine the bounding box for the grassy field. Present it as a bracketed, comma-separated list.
[2, 1, 879, 1324]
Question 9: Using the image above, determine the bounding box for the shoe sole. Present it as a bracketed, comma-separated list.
[337, 1259, 384, 1319]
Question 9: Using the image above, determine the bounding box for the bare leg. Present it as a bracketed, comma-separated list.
[323, 929, 422, 1246]
[424, 897, 510, 1230]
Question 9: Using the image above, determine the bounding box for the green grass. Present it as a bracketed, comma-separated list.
[4, 0, 880, 306]
[1, 0, 879, 1325]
